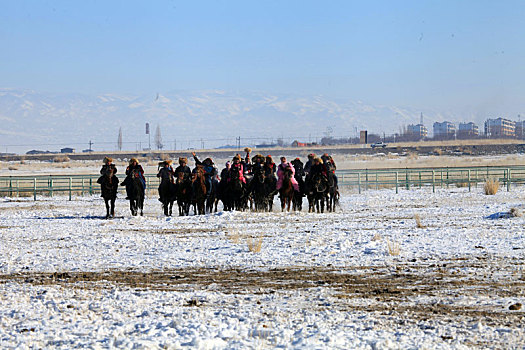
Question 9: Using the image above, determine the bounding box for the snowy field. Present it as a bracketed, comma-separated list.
[0, 187, 524, 349]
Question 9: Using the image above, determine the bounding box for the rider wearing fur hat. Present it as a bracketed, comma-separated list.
[263, 155, 276, 179]
[157, 160, 175, 183]
[97, 157, 119, 191]
[122, 158, 146, 199]
[229, 154, 246, 183]
[174, 157, 192, 181]
[192, 152, 218, 195]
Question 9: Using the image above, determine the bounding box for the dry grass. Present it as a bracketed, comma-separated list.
[483, 177, 500, 195]
[371, 233, 382, 241]
[53, 155, 70, 163]
[387, 241, 401, 256]
[414, 214, 425, 228]
[247, 234, 263, 253]
[455, 182, 468, 188]
[7, 166, 18, 171]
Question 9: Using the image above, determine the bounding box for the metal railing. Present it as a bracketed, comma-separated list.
[1, 165, 525, 200]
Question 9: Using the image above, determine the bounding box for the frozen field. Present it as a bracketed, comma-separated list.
[0, 187, 524, 349]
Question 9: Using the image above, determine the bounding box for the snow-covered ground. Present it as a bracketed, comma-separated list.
[0, 187, 524, 349]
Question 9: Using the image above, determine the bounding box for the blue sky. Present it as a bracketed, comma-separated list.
[2, 0, 525, 114]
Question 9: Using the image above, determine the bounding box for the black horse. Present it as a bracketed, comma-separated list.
[122, 169, 144, 216]
[158, 174, 176, 216]
[223, 170, 245, 211]
[250, 168, 271, 212]
[99, 168, 118, 219]
[307, 173, 329, 213]
[206, 177, 220, 213]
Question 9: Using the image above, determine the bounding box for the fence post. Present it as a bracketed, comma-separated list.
[405, 168, 409, 190]
[89, 177, 93, 195]
[81, 178, 85, 196]
[358, 173, 361, 194]
[468, 169, 471, 192]
[33, 178, 37, 201]
[395, 171, 398, 194]
[507, 168, 511, 191]
[9, 177, 12, 197]
[49, 177, 53, 197]
[365, 169, 368, 191]
[69, 177, 72, 201]
[432, 170, 435, 193]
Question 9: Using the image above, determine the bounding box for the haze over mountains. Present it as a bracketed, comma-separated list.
[0, 88, 470, 153]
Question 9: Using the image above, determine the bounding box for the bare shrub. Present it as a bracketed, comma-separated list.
[372, 233, 382, 241]
[8, 166, 18, 171]
[414, 214, 425, 228]
[433, 148, 443, 156]
[387, 240, 401, 256]
[484, 178, 499, 195]
[247, 234, 263, 253]
[455, 182, 468, 188]
[53, 155, 70, 163]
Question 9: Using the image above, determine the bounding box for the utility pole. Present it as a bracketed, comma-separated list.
[88, 140, 93, 152]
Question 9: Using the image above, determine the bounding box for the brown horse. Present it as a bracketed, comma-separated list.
[176, 172, 192, 216]
[192, 166, 207, 215]
[279, 167, 295, 212]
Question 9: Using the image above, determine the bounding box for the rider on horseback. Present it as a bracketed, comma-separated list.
[174, 157, 192, 180]
[263, 155, 276, 179]
[276, 156, 300, 192]
[321, 153, 338, 189]
[191, 152, 218, 196]
[122, 158, 146, 199]
[157, 160, 174, 182]
[291, 157, 306, 195]
[229, 154, 246, 184]
[98, 157, 118, 185]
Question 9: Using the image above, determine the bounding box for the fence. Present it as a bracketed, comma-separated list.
[1, 165, 525, 200]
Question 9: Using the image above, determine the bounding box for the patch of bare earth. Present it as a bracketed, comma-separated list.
[1, 257, 523, 342]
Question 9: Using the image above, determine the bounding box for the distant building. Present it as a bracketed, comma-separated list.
[457, 122, 479, 139]
[515, 121, 525, 140]
[60, 147, 75, 153]
[484, 118, 515, 138]
[406, 124, 428, 140]
[433, 121, 456, 140]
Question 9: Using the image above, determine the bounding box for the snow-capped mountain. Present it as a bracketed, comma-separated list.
[0, 88, 466, 153]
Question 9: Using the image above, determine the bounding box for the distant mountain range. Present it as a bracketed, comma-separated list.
[0, 88, 471, 153]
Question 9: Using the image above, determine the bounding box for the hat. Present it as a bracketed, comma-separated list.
[103, 157, 112, 164]
[233, 154, 241, 161]
[244, 147, 252, 153]
[159, 160, 173, 166]
[204, 157, 213, 164]
[314, 156, 323, 164]
[129, 158, 139, 165]
[308, 153, 315, 159]
[179, 157, 188, 163]
[225, 161, 231, 167]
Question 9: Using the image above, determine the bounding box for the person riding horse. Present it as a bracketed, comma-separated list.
[263, 155, 276, 179]
[174, 157, 192, 181]
[276, 156, 300, 193]
[321, 153, 338, 188]
[192, 152, 218, 196]
[229, 154, 246, 184]
[157, 160, 175, 182]
[122, 158, 146, 199]
[291, 157, 306, 195]
[98, 156, 118, 190]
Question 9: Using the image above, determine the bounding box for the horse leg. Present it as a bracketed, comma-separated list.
[110, 198, 115, 218]
[104, 198, 110, 219]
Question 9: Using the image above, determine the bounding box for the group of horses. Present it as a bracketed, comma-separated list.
[99, 163, 339, 218]
[157, 164, 339, 217]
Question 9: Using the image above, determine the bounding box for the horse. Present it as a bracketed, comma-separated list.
[99, 168, 118, 219]
[223, 169, 245, 211]
[175, 172, 192, 216]
[250, 168, 270, 212]
[192, 166, 207, 215]
[265, 175, 277, 212]
[206, 177, 220, 213]
[307, 173, 329, 213]
[279, 167, 295, 212]
[326, 172, 339, 212]
[122, 168, 145, 216]
[158, 171, 176, 216]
